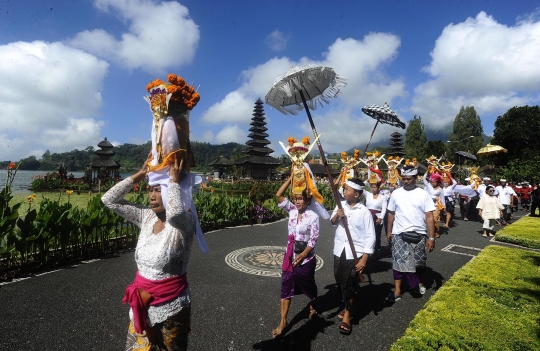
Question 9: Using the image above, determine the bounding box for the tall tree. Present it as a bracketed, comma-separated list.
[447, 106, 484, 164]
[404, 115, 428, 161]
[491, 105, 540, 165]
[426, 140, 447, 159]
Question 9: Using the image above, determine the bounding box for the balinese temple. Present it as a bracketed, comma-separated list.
[388, 131, 406, 158]
[86, 137, 121, 183]
[234, 98, 281, 179]
[209, 155, 233, 179]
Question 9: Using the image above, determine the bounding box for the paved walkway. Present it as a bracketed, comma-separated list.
[0, 210, 527, 351]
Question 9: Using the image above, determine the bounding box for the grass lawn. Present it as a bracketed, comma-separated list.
[495, 215, 540, 250]
[11, 191, 147, 210]
[391, 245, 540, 351]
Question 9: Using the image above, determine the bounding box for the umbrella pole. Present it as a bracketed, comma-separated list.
[361, 120, 380, 159]
[299, 91, 364, 281]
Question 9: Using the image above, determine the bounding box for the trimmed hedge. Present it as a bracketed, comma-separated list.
[391, 245, 540, 351]
[495, 216, 540, 250]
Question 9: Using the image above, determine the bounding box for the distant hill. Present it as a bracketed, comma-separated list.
[12, 141, 248, 172]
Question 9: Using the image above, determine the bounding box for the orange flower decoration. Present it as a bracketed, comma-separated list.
[405, 159, 410, 166]
[146, 73, 200, 110]
[287, 137, 297, 146]
[341, 152, 347, 161]
[301, 137, 310, 145]
[8, 162, 16, 170]
[353, 150, 360, 160]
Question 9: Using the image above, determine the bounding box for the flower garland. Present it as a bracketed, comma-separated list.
[146, 73, 200, 110]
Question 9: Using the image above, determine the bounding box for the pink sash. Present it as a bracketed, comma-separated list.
[282, 234, 295, 273]
[123, 271, 188, 334]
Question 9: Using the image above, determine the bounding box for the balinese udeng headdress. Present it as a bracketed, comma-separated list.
[279, 136, 329, 219]
[339, 149, 361, 188]
[402, 158, 418, 176]
[144, 74, 208, 253]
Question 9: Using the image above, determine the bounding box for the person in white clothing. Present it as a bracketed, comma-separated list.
[476, 185, 504, 237]
[495, 179, 516, 224]
[422, 171, 445, 237]
[386, 165, 436, 302]
[364, 181, 387, 255]
[478, 177, 498, 199]
[330, 178, 375, 335]
[442, 176, 457, 229]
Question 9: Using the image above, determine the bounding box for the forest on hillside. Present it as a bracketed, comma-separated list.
[2, 141, 248, 173]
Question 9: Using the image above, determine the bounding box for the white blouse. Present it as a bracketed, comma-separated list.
[364, 192, 387, 219]
[102, 177, 196, 326]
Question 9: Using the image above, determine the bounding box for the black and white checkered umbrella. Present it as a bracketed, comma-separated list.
[361, 103, 406, 129]
[455, 151, 477, 161]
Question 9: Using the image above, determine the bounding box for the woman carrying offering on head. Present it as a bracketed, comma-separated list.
[272, 137, 329, 338]
[423, 171, 446, 238]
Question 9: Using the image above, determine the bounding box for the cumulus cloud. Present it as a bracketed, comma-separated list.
[215, 124, 246, 144]
[265, 30, 289, 52]
[411, 11, 540, 129]
[68, 0, 199, 73]
[298, 108, 399, 153]
[0, 41, 108, 160]
[201, 33, 405, 128]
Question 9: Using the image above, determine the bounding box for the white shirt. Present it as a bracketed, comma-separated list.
[387, 187, 436, 235]
[443, 179, 457, 198]
[422, 173, 445, 206]
[495, 185, 516, 205]
[331, 201, 376, 259]
[364, 191, 387, 219]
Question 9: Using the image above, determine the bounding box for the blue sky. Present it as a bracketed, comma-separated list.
[1, 0, 540, 161]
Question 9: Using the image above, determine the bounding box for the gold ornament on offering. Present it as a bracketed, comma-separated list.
[144, 74, 199, 171]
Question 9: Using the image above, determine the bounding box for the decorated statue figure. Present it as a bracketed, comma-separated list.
[360, 150, 385, 184]
[143, 73, 207, 253]
[384, 156, 403, 185]
[426, 155, 442, 175]
[440, 161, 454, 184]
[336, 149, 362, 190]
[467, 166, 481, 190]
[278, 136, 324, 205]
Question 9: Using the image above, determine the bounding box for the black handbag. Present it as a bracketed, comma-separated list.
[400, 231, 423, 244]
[294, 241, 308, 254]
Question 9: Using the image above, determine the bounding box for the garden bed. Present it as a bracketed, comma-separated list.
[495, 215, 540, 250]
[391, 245, 540, 350]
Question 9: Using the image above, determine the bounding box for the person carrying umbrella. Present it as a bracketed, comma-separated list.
[330, 178, 375, 335]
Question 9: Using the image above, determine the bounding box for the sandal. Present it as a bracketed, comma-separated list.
[309, 309, 318, 319]
[337, 310, 345, 320]
[386, 292, 402, 302]
[339, 322, 352, 335]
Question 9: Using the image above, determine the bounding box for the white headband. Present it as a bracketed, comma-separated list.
[401, 168, 418, 176]
[345, 180, 363, 191]
[500, 179, 506, 182]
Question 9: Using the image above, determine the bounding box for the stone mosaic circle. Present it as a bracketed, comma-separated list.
[225, 246, 324, 277]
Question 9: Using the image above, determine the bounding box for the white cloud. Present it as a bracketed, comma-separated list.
[412, 11, 540, 129]
[265, 30, 289, 52]
[298, 108, 400, 153]
[68, 0, 199, 73]
[201, 33, 405, 126]
[0, 41, 108, 160]
[215, 124, 246, 144]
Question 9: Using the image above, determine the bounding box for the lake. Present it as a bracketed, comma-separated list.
[0, 170, 209, 194]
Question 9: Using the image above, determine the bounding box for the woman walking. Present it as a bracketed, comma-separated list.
[476, 185, 504, 237]
[364, 181, 387, 256]
[423, 171, 445, 238]
[102, 155, 196, 350]
[272, 175, 323, 337]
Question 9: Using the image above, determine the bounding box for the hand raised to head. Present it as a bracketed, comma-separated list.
[140, 151, 153, 174]
[170, 156, 186, 184]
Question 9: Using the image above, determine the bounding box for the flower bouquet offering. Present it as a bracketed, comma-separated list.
[384, 156, 404, 185]
[144, 73, 200, 172]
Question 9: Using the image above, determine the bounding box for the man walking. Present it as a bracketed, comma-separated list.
[495, 179, 516, 224]
[386, 164, 436, 301]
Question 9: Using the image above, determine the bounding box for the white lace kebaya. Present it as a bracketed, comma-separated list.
[101, 177, 195, 326]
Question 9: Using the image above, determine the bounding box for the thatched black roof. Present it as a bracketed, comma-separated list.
[209, 155, 233, 166]
[234, 155, 281, 166]
[97, 137, 114, 149]
[87, 158, 121, 169]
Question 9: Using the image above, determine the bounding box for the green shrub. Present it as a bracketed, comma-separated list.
[391, 245, 540, 351]
[495, 216, 540, 249]
[249, 181, 281, 204]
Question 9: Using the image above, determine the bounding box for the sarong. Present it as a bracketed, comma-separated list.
[483, 219, 496, 231]
[125, 305, 191, 351]
[281, 256, 317, 300]
[334, 249, 359, 309]
[391, 233, 427, 273]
